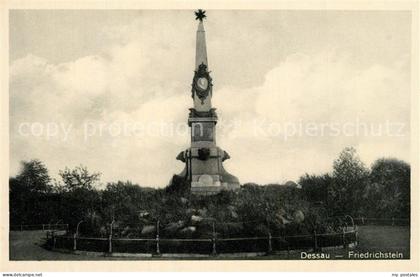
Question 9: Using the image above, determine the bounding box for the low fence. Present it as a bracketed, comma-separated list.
[46, 228, 358, 255]
[10, 223, 69, 231]
[353, 217, 409, 226]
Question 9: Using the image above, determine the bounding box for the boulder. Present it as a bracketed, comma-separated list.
[191, 215, 203, 223]
[179, 226, 196, 235]
[139, 211, 149, 218]
[293, 210, 305, 223]
[164, 220, 185, 234]
[277, 214, 292, 225]
[141, 225, 156, 235]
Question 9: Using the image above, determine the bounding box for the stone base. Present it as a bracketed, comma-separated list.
[190, 186, 222, 195]
[172, 145, 240, 195]
[191, 181, 240, 195]
[168, 170, 240, 196]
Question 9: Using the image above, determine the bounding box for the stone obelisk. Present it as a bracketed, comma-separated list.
[172, 10, 240, 195]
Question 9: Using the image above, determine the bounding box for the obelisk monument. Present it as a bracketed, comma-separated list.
[173, 10, 240, 195]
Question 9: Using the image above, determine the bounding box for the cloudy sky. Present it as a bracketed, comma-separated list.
[9, 10, 411, 187]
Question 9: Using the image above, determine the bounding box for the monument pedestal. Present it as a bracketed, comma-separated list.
[188, 146, 239, 195]
[175, 115, 240, 195]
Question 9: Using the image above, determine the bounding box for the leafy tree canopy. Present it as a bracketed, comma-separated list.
[14, 159, 51, 193]
[59, 165, 101, 191]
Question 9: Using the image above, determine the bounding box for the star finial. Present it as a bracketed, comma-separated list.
[194, 9, 206, 22]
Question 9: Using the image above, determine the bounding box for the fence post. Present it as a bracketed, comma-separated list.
[355, 226, 358, 246]
[313, 230, 318, 252]
[392, 217, 395, 226]
[212, 222, 217, 256]
[42, 224, 45, 231]
[155, 220, 161, 255]
[20, 225, 23, 231]
[73, 233, 77, 251]
[267, 231, 273, 254]
[108, 234, 112, 253]
[361, 217, 364, 225]
[342, 229, 347, 249]
[108, 220, 114, 254]
[52, 231, 56, 250]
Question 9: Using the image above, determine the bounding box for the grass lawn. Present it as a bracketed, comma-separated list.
[356, 225, 410, 258]
[265, 225, 410, 260]
[9, 225, 410, 260]
[9, 231, 129, 260]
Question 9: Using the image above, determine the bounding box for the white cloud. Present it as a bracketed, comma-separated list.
[213, 51, 410, 184]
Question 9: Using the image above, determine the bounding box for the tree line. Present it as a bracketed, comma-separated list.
[9, 147, 410, 237]
[299, 147, 410, 219]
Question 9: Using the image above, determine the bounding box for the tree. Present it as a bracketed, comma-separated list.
[102, 181, 147, 223]
[331, 147, 369, 215]
[299, 173, 332, 204]
[365, 158, 410, 218]
[55, 165, 102, 231]
[59, 165, 101, 191]
[9, 159, 53, 225]
[15, 159, 51, 193]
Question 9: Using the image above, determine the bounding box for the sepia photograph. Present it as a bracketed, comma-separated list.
[0, 1, 419, 273]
